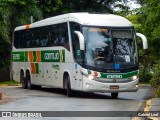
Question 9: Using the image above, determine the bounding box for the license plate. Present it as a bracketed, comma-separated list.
[110, 85, 119, 89]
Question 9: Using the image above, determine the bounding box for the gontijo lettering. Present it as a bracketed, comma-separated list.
[44, 53, 59, 60]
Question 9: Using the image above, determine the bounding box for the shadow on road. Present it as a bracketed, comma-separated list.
[18, 86, 127, 100]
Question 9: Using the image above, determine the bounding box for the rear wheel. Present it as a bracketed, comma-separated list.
[111, 92, 118, 99]
[26, 72, 32, 90]
[20, 71, 27, 89]
[26, 72, 41, 90]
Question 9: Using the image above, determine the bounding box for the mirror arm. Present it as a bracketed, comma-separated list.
[136, 33, 148, 49]
[74, 31, 85, 50]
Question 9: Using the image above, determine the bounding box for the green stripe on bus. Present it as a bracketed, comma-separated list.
[88, 70, 138, 79]
[12, 50, 65, 63]
[62, 50, 65, 62]
[12, 52, 25, 62]
[24, 51, 28, 62]
[35, 63, 39, 74]
[88, 70, 92, 74]
[33, 51, 37, 62]
[100, 71, 138, 78]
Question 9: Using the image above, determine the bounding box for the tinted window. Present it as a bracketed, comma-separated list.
[69, 22, 81, 63]
[13, 23, 70, 50]
[50, 23, 70, 50]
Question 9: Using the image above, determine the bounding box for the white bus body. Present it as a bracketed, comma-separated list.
[12, 13, 147, 98]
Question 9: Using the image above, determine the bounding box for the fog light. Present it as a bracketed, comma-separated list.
[86, 84, 90, 88]
[136, 85, 139, 88]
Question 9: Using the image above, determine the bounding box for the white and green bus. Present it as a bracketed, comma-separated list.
[12, 13, 147, 98]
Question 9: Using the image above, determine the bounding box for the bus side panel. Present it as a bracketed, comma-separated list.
[51, 62, 62, 88]
[13, 62, 20, 82]
[35, 62, 45, 86]
[51, 49, 73, 89]
[44, 62, 52, 86]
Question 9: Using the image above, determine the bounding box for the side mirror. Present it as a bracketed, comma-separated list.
[74, 31, 84, 50]
[136, 33, 148, 49]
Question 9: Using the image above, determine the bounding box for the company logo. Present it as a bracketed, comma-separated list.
[44, 53, 59, 60]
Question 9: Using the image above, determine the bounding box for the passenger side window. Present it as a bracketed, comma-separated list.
[13, 23, 69, 49]
[50, 23, 70, 50]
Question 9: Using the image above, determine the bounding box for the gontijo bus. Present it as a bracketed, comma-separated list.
[12, 13, 147, 98]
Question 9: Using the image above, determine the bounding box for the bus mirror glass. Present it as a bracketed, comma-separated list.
[74, 31, 84, 50]
[136, 33, 148, 49]
[76, 50, 82, 63]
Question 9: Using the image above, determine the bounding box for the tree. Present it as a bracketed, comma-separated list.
[138, 0, 160, 64]
[37, 0, 132, 18]
[0, 0, 42, 81]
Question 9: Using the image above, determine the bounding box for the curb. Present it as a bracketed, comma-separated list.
[144, 99, 159, 120]
[144, 99, 151, 112]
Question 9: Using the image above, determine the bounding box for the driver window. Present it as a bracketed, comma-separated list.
[69, 22, 82, 64]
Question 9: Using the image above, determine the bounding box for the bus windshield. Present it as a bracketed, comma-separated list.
[82, 26, 138, 70]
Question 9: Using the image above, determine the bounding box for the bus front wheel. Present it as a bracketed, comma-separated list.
[65, 74, 74, 97]
[111, 92, 118, 99]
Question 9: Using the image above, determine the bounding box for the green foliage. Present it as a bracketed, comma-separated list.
[0, 80, 20, 85]
[0, 0, 42, 69]
[150, 61, 160, 87]
[150, 61, 160, 97]
[37, 0, 132, 18]
[138, 0, 160, 63]
[127, 13, 142, 32]
[156, 86, 160, 97]
[0, 5, 12, 43]
[0, 40, 10, 68]
[139, 65, 152, 83]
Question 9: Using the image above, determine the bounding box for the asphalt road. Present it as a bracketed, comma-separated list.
[0, 85, 152, 120]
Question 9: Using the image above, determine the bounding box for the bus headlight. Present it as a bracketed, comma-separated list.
[88, 75, 95, 80]
[131, 75, 138, 81]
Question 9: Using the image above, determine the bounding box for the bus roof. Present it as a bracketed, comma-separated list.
[14, 13, 133, 31]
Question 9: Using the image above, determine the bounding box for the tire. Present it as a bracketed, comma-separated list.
[66, 74, 74, 97]
[20, 71, 27, 89]
[26, 72, 32, 90]
[32, 85, 41, 90]
[111, 92, 118, 99]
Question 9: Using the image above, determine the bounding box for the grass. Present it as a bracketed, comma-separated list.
[0, 80, 20, 86]
[139, 81, 151, 85]
[156, 87, 160, 98]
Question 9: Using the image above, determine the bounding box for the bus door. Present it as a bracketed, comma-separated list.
[73, 39, 83, 90]
[73, 62, 83, 90]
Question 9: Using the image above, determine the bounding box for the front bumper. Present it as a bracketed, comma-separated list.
[82, 77, 139, 92]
